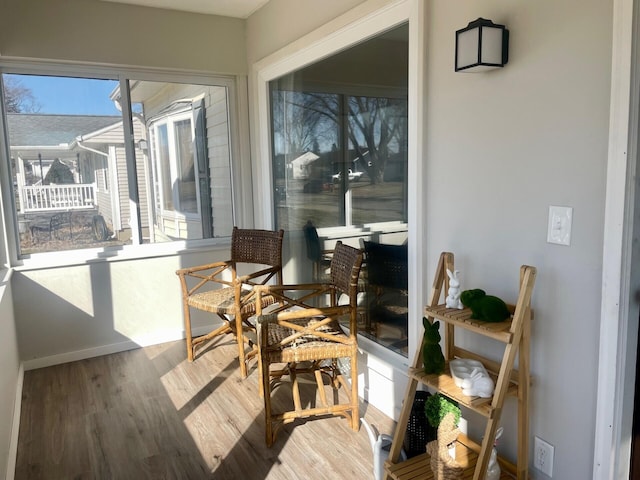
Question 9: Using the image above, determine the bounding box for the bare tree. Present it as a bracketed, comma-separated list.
[271, 90, 334, 155]
[295, 93, 407, 183]
[3, 76, 41, 113]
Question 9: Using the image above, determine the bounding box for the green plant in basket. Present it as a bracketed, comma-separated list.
[424, 392, 461, 428]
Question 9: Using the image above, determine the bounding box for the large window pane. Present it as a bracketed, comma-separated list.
[132, 81, 233, 242]
[349, 96, 408, 225]
[269, 24, 409, 357]
[2, 73, 235, 256]
[3, 74, 128, 254]
[271, 90, 341, 231]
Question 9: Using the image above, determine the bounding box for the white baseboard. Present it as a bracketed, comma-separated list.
[6, 363, 23, 480]
[22, 324, 216, 371]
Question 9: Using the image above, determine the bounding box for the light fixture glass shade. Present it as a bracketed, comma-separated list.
[455, 18, 509, 72]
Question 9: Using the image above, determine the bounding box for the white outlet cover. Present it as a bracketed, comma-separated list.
[547, 205, 573, 246]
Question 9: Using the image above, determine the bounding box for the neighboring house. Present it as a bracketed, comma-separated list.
[7, 113, 120, 186]
[7, 113, 148, 241]
[108, 82, 234, 242]
[290, 151, 318, 179]
[71, 117, 149, 240]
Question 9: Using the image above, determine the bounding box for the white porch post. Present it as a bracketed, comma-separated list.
[17, 156, 26, 213]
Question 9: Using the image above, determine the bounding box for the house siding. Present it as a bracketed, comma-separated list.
[144, 83, 233, 240]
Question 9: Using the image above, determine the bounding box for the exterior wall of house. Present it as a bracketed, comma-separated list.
[246, 1, 613, 479]
[96, 150, 115, 231]
[112, 145, 150, 238]
[82, 120, 149, 237]
[143, 84, 234, 240]
[1, 0, 247, 74]
[0, 271, 20, 480]
[208, 87, 235, 236]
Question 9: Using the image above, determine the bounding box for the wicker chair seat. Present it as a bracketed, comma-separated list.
[263, 317, 354, 363]
[187, 287, 277, 315]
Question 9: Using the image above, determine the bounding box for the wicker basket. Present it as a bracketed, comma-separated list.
[404, 390, 437, 458]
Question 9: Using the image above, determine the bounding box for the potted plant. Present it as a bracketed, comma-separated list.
[424, 393, 461, 459]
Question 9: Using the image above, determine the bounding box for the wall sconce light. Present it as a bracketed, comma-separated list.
[455, 18, 509, 72]
[137, 139, 148, 152]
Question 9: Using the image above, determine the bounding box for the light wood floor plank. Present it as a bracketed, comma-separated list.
[15, 339, 396, 479]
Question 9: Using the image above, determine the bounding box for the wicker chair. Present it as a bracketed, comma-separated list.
[254, 241, 364, 446]
[363, 240, 408, 351]
[176, 227, 284, 379]
[302, 220, 333, 282]
[303, 220, 367, 290]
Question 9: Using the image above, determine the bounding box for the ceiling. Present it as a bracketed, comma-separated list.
[100, 0, 271, 18]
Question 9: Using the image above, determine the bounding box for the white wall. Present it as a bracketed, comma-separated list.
[424, 2, 610, 478]
[2, 0, 247, 74]
[12, 249, 233, 366]
[245, 0, 367, 65]
[247, 0, 613, 478]
[0, 271, 20, 480]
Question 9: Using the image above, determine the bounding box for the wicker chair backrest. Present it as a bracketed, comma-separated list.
[230, 227, 284, 267]
[329, 241, 363, 297]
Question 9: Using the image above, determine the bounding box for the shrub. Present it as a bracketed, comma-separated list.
[424, 392, 461, 428]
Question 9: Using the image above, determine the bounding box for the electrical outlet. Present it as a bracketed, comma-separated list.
[534, 436, 554, 477]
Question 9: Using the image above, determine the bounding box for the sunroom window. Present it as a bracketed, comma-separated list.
[268, 24, 409, 357]
[1, 72, 234, 257]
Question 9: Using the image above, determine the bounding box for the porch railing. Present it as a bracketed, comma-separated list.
[19, 183, 97, 212]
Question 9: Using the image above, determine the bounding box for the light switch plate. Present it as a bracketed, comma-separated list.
[547, 206, 573, 246]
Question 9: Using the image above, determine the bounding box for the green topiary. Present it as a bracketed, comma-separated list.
[424, 393, 461, 428]
[422, 318, 445, 374]
[460, 288, 510, 323]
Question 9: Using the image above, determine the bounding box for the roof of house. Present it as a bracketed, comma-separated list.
[6, 113, 121, 147]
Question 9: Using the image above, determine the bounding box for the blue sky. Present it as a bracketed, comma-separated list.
[6, 74, 121, 116]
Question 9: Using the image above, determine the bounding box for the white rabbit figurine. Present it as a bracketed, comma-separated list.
[446, 269, 464, 309]
[485, 427, 504, 480]
[460, 368, 495, 398]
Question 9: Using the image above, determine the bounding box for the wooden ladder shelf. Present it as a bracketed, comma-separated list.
[385, 252, 536, 480]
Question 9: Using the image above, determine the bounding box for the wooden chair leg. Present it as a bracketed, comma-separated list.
[262, 356, 274, 447]
[258, 351, 264, 398]
[351, 351, 359, 431]
[183, 303, 195, 362]
[235, 314, 248, 379]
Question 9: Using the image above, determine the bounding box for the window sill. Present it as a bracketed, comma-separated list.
[13, 238, 231, 271]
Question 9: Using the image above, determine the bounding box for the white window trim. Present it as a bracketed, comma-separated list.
[0, 60, 248, 269]
[150, 110, 201, 221]
[250, 0, 426, 368]
[593, 0, 639, 477]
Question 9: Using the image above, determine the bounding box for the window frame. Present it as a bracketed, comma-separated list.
[149, 109, 201, 221]
[0, 60, 246, 269]
[251, 0, 424, 371]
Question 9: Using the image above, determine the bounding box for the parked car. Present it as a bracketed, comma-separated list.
[332, 169, 364, 182]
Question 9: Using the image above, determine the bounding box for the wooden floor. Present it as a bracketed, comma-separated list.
[15, 338, 396, 480]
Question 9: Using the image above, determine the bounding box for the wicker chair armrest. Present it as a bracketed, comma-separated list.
[253, 283, 335, 313]
[256, 305, 350, 325]
[176, 260, 235, 298]
[237, 266, 281, 285]
[176, 260, 232, 277]
[254, 282, 328, 294]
